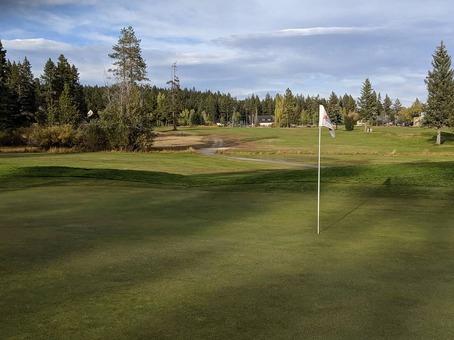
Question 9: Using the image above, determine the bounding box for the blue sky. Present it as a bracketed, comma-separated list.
[2, 0, 454, 106]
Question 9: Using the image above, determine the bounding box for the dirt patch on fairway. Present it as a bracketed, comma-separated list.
[152, 130, 320, 168]
[152, 130, 239, 152]
[152, 131, 211, 151]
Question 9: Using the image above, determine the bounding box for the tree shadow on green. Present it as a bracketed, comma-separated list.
[427, 131, 454, 144]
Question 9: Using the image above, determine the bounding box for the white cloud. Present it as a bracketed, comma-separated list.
[2, 0, 453, 105]
[3, 38, 73, 52]
[224, 26, 382, 42]
[12, 0, 96, 4]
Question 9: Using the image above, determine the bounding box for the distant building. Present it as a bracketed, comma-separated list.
[413, 112, 425, 127]
[257, 115, 274, 127]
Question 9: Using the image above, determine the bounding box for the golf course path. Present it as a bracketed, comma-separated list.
[198, 138, 321, 168]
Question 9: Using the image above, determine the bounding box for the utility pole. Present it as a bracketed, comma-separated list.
[167, 61, 179, 131]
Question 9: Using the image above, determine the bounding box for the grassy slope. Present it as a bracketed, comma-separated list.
[0, 127, 453, 339]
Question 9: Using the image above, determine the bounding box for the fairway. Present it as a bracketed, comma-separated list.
[1, 127, 453, 339]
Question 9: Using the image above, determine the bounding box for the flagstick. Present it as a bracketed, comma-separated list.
[317, 123, 322, 234]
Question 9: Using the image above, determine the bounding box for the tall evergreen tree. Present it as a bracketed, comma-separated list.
[342, 93, 356, 114]
[59, 82, 79, 126]
[274, 94, 284, 127]
[425, 41, 454, 144]
[0, 41, 20, 130]
[101, 26, 153, 150]
[70, 64, 86, 114]
[357, 78, 377, 131]
[156, 91, 170, 125]
[392, 99, 402, 125]
[244, 94, 261, 126]
[41, 58, 58, 124]
[204, 92, 218, 124]
[18, 57, 37, 119]
[0, 40, 7, 82]
[327, 91, 342, 127]
[262, 93, 274, 117]
[55, 54, 71, 98]
[383, 94, 392, 125]
[375, 92, 384, 125]
[108, 26, 148, 85]
[218, 93, 233, 124]
[6, 57, 38, 126]
[5, 61, 21, 126]
[54, 54, 85, 122]
[0, 40, 10, 129]
[283, 88, 297, 127]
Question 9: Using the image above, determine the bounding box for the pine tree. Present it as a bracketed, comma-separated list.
[425, 41, 454, 144]
[0, 41, 21, 130]
[392, 99, 402, 125]
[327, 91, 342, 127]
[0, 40, 10, 129]
[0, 40, 7, 83]
[376, 92, 384, 125]
[18, 57, 37, 118]
[274, 94, 284, 127]
[342, 94, 356, 115]
[6, 57, 38, 126]
[41, 58, 58, 124]
[283, 88, 297, 127]
[204, 92, 217, 124]
[383, 94, 392, 125]
[218, 93, 233, 124]
[245, 94, 261, 126]
[262, 93, 274, 117]
[70, 64, 86, 115]
[108, 26, 148, 85]
[357, 78, 377, 131]
[55, 54, 71, 98]
[101, 26, 153, 150]
[5, 61, 21, 126]
[54, 54, 85, 121]
[156, 91, 170, 126]
[59, 82, 79, 126]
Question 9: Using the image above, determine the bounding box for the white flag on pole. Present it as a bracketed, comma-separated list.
[319, 105, 335, 138]
[317, 104, 335, 234]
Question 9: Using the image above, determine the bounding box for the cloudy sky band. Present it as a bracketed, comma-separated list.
[2, 0, 453, 105]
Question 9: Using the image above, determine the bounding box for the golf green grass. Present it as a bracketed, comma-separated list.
[1, 127, 453, 339]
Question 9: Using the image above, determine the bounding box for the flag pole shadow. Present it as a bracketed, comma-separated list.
[321, 177, 391, 232]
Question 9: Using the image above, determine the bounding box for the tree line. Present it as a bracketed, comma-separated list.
[1, 27, 453, 150]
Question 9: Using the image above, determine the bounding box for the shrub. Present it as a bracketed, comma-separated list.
[26, 124, 80, 150]
[344, 112, 358, 131]
[0, 129, 26, 146]
[77, 121, 109, 151]
[134, 131, 155, 151]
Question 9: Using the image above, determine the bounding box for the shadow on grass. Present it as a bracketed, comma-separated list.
[2, 161, 454, 192]
[428, 131, 454, 144]
[322, 177, 392, 232]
